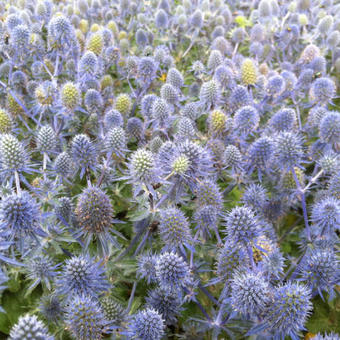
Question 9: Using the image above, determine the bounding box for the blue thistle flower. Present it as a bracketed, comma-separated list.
[310, 78, 336, 104]
[155, 9, 169, 30]
[269, 108, 296, 132]
[265, 75, 286, 98]
[196, 179, 223, 211]
[167, 68, 184, 89]
[54, 152, 73, 178]
[318, 152, 339, 175]
[150, 136, 163, 154]
[10, 24, 29, 52]
[327, 31, 340, 49]
[229, 85, 252, 111]
[328, 173, 340, 199]
[127, 117, 144, 141]
[65, 294, 110, 340]
[0, 134, 31, 176]
[11, 70, 27, 91]
[249, 136, 274, 174]
[177, 140, 213, 185]
[261, 248, 285, 279]
[129, 308, 165, 340]
[84, 89, 103, 113]
[158, 207, 192, 251]
[56, 255, 110, 298]
[75, 186, 122, 255]
[177, 117, 196, 139]
[5, 14, 22, 31]
[224, 145, 243, 172]
[249, 41, 264, 58]
[216, 240, 247, 281]
[104, 109, 124, 129]
[104, 46, 120, 64]
[263, 283, 312, 340]
[242, 183, 268, 212]
[214, 65, 235, 90]
[281, 70, 297, 93]
[300, 44, 321, 64]
[100, 296, 126, 326]
[273, 132, 304, 169]
[39, 295, 64, 323]
[230, 271, 270, 317]
[36, 126, 57, 153]
[180, 102, 201, 121]
[199, 80, 221, 110]
[212, 36, 231, 55]
[233, 105, 260, 135]
[191, 60, 205, 76]
[9, 314, 53, 340]
[191, 9, 203, 29]
[161, 83, 180, 106]
[151, 97, 172, 130]
[141, 94, 158, 120]
[319, 111, 340, 145]
[136, 28, 148, 48]
[299, 248, 339, 298]
[137, 252, 158, 284]
[78, 51, 98, 80]
[193, 205, 219, 240]
[0, 191, 44, 252]
[308, 56, 327, 74]
[137, 57, 158, 84]
[25, 255, 59, 291]
[71, 134, 97, 178]
[223, 206, 262, 247]
[296, 68, 314, 91]
[48, 15, 75, 50]
[156, 251, 191, 289]
[317, 15, 334, 36]
[311, 197, 340, 235]
[146, 287, 182, 325]
[250, 23, 265, 42]
[231, 27, 246, 44]
[105, 127, 127, 159]
[207, 50, 223, 71]
[127, 148, 156, 189]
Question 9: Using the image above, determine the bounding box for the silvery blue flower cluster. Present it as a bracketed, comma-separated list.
[0, 0, 339, 339]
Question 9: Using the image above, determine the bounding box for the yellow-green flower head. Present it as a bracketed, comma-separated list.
[298, 14, 308, 26]
[100, 75, 114, 90]
[90, 23, 100, 32]
[172, 155, 190, 175]
[7, 94, 24, 117]
[241, 58, 257, 86]
[35, 84, 54, 107]
[115, 93, 132, 115]
[86, 32, 104, 55]
[209, 109, 227, 133]
[107, 20, 118, 35]
[61, 82, 80, 110]
[118, 31, 127, 40]
[0, 109, 12, 133]
[79, 19, 89, 34]
[75, 29, 85, 51]
[282, 167, 305, 189]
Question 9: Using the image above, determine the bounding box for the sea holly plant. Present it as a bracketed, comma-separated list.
[0, 0, 339, 339]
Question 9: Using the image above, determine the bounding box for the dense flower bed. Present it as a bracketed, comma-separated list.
[0, 0, 339, 339]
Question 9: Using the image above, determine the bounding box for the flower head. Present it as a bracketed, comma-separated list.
[56, 255, 110, 298]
